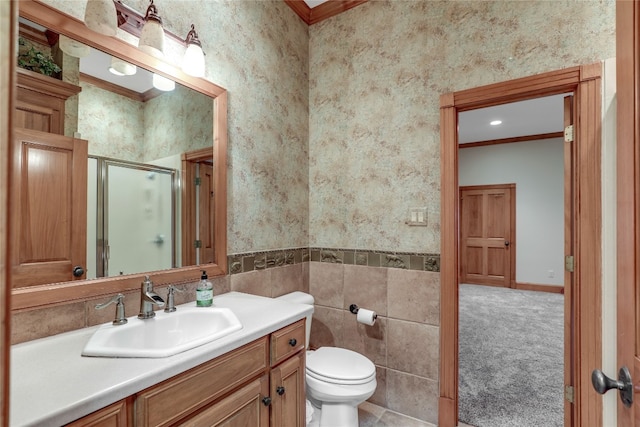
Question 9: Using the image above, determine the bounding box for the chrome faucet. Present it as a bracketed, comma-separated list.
[138, 275, 165, 319]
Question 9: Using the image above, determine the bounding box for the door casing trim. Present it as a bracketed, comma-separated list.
[439, 63, 602, 427]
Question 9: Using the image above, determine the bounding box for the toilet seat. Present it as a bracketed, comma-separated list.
[306, 347, 376, 385]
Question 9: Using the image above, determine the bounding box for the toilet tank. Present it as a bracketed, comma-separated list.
[275, 291, 314, 349]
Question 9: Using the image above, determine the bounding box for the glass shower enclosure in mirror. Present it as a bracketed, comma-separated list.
[87, 157, 177, 279]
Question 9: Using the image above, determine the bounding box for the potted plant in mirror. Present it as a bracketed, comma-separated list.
[17, 37, 61, 78]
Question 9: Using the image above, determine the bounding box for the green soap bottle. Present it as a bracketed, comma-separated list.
[196, 270, 213, 307]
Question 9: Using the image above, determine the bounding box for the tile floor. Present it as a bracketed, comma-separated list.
[358, 402, 434, 427]
[357, 402, 476, 427]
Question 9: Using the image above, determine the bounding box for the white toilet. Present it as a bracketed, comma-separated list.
[276, 291, 377, 427]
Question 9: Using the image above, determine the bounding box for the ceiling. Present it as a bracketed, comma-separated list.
[458, 94, 569, 144]
[304, 0, 329, 7]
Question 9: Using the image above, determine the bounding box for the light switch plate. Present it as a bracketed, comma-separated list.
[406, 207, 428, 226]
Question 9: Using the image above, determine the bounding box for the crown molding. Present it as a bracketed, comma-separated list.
[284, 0, 368, 25]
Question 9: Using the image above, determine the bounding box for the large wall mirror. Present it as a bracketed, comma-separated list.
[12, 0, 227, 311]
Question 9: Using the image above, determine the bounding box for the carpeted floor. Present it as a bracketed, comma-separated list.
[458, 284, 564, 427]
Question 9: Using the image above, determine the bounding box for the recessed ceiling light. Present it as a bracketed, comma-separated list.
[490, 120, 502, 126]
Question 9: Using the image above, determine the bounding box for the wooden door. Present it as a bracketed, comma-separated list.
[199, 163, 215, 264]
[270, 352, 306, 427]
[460, 184, 514, 287]
[181, 148, 214, 266]
[563, 95, 575, 427]
[614, 1, 640, 425]
[10, 128, 88, 287]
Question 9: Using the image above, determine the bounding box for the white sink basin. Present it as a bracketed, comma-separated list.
[82, 307, 242, 358]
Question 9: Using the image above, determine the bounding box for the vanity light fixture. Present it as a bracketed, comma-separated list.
[138, 0, 165, 59]
[490, 120, 503, 126]
[109, 56, 137, 76]
[152, 73, 175, 91]
[59, 34, 91, 58]
[84, 0, 118, 37]
[182, 24, 205, 78]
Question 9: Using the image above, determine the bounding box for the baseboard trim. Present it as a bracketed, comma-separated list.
[515, 282, 564, 294]
[438, 396, 456, 427]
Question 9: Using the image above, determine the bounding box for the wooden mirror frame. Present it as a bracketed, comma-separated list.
[12, 0, 228, 311]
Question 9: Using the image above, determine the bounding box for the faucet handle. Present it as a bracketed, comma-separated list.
[164, 285, 186, 313]
[95, 293, 128, 325]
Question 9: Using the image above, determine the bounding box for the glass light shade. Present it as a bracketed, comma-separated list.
[59, 35, 91, 58]
[182, 44, 205, 77]
[109, 57, 137, 76]
[139, 20, 165, 58]
[152, 73, 175, 91]
[84, 0, 117, 37]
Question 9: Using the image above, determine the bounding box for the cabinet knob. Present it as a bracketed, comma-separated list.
[73, 265, 85, 277]
[276, 386, 285, 396]
[289, 338, 297, 347]
[262, 396, 272, 406]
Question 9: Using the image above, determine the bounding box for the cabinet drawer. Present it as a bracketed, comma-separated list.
[271, 319, 305, 367]
[135, 337, 269, 427]
[178, 375, 269, 427]
[65, 399, 130, 427]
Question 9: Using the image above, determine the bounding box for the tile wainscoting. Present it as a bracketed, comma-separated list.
[228, 247, 440, 273]
[228, 247, 441, 424]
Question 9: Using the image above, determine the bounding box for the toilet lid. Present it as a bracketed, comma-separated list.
[306, 347, 375, 384]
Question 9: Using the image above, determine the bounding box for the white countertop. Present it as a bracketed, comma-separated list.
[10, 292, 312, 427]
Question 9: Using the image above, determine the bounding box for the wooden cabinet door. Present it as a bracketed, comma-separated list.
[65, 400, 129, 427]
[460, 184, 515, 287]
[199, 163, 215, 264]
[271, 352, 306, 427]
[10, 128, 88, 287]
[178, 375, 269, 427]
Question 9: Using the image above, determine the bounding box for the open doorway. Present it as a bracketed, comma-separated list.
[456, 94, 567, 426]
[439, 64, 603, 427]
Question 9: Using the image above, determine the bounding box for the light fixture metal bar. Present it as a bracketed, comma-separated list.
[113, 0, 185, 46]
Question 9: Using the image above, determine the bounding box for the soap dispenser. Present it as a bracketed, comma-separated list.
[196, 270, 213, 307]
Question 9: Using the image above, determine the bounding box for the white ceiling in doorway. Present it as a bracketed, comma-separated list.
[458, 94, 569, 144]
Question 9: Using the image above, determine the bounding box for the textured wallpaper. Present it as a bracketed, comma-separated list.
[42, 0, 614, 256]
[143, 84, 213, 161]
[78, 81, 145, 161]
[309, 0, 615, 253]
[44, 0, 310, 254]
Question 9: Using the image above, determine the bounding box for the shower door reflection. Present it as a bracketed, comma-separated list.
[88, 157, 177, 278]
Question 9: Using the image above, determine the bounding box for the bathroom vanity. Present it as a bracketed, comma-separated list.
[11, 292, 311, 427]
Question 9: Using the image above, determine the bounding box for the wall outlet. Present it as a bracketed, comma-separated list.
[548, 269, 554, 278]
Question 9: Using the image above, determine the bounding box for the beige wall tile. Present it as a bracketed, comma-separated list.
[230, 269, 272, 297]
[388, 319, 439, 380]
[343, 264, 387, 316]
[309, 262, 344, 308]
[271, 264, 305, 297]
[301, 261, 310, 293]
[309, 305, 344, 349]
[388, 269, 439, 325]
[368, 366, 387, 408]
[12, 303, 86, 344]
[386, 369, 438, 424]
[342, 310, 387, 366]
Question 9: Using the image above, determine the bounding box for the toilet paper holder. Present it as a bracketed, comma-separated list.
[349, 304, 377, 320]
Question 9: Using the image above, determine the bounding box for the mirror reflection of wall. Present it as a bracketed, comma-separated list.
[16, 17, 214, 283]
